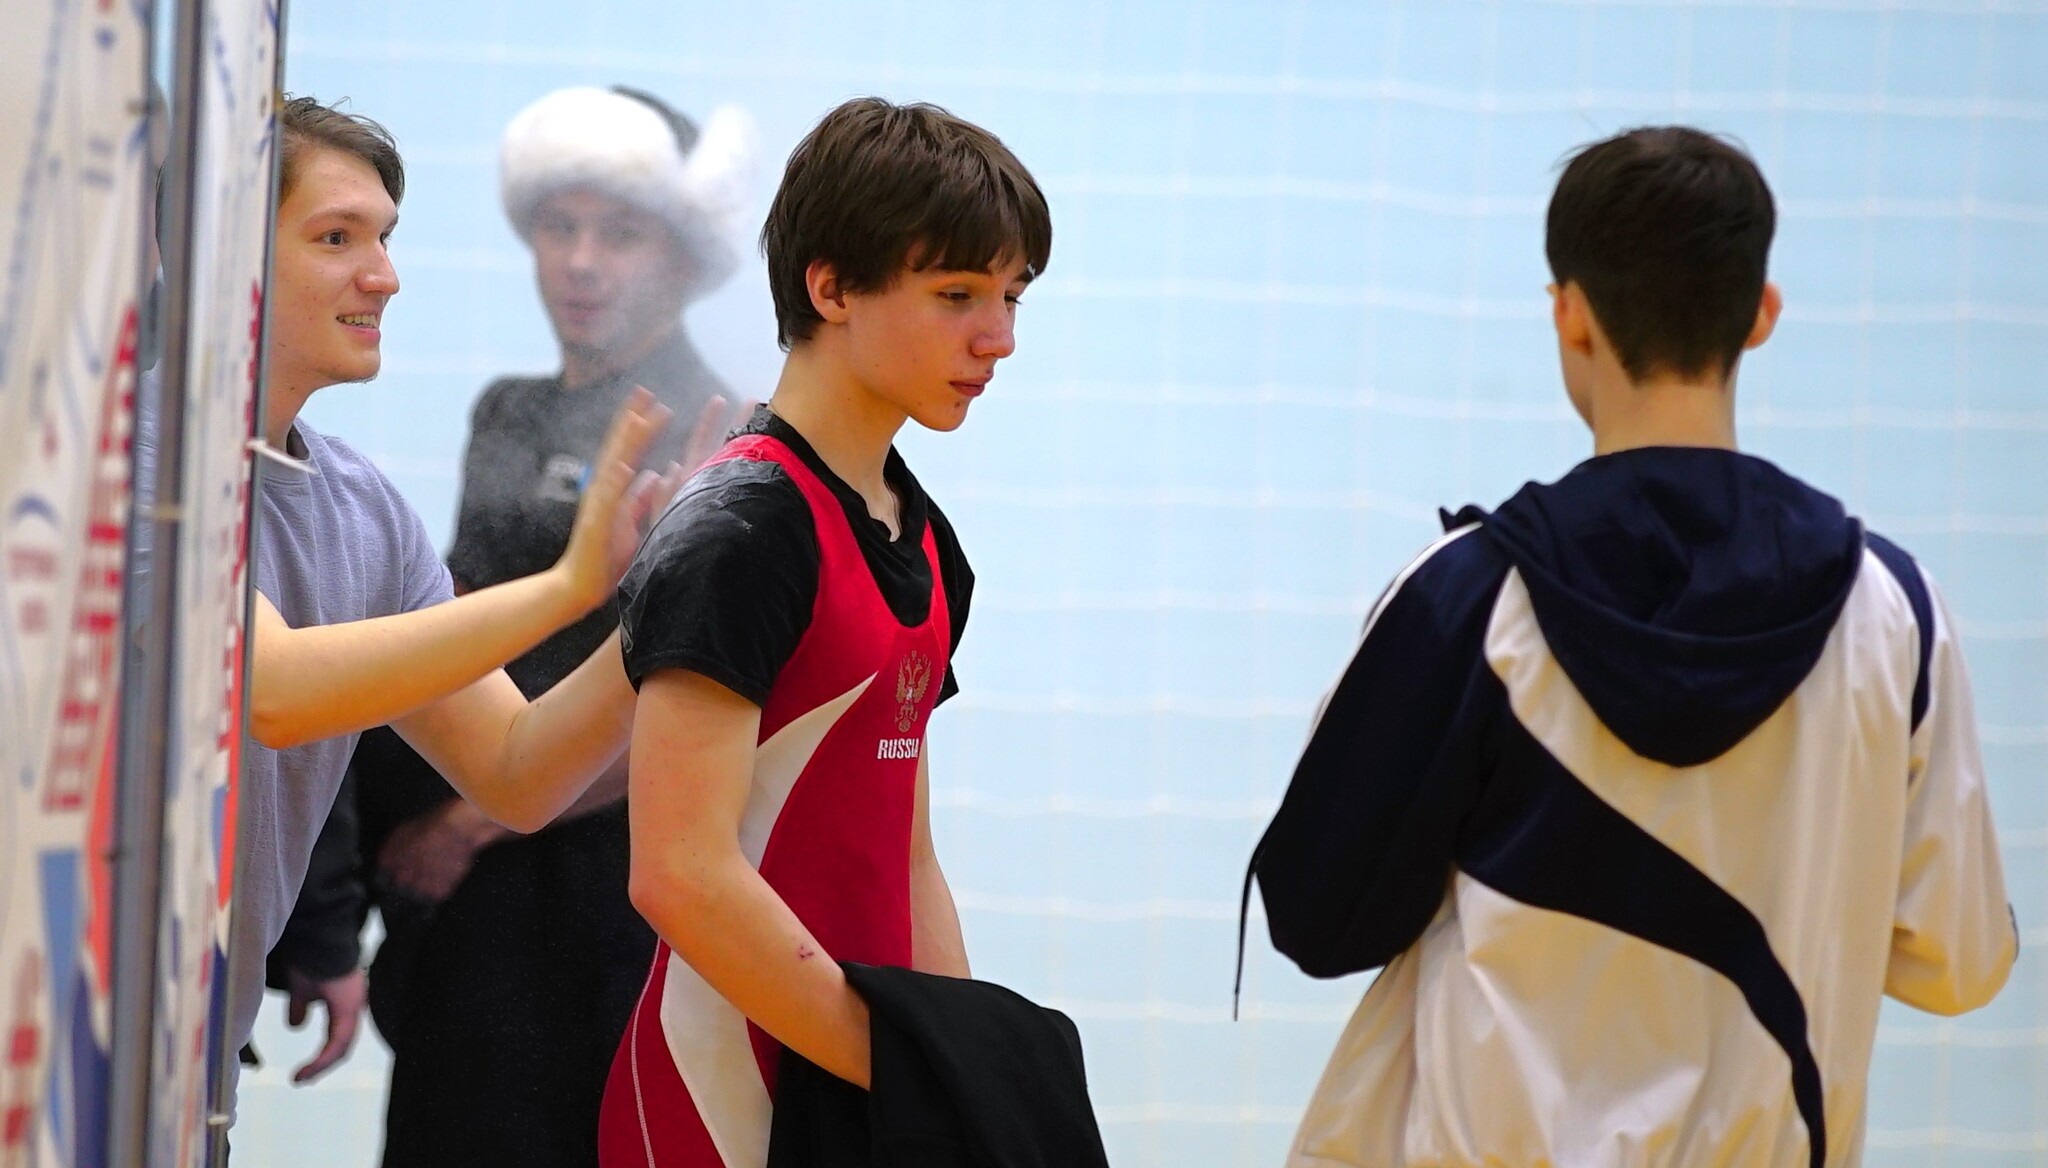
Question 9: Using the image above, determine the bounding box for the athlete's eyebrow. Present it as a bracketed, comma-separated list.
[927, 262, 1035, 286]
[307, 207, 399, 233]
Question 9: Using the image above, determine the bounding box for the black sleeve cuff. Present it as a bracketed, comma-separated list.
[627, 651, 771, 706]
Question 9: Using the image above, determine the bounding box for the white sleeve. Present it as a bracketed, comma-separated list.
[1885, 577, 2019, 1015]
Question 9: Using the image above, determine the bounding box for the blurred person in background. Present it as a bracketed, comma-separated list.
[273, 86, 754, 1168]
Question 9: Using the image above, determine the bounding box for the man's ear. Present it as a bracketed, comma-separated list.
[806, 259, 850, 325]
[1551, 281, 1594, 358]
[1744, 280, 1782, 352]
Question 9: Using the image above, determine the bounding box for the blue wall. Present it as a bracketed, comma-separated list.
[239, 3, 2048, 1164]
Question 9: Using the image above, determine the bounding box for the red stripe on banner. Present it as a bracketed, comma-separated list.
[5, 1026, 34, 1067]
[88, 728, 118, 998]
[2, 957, 43, 1150]
[4, 1104, 30, 1147]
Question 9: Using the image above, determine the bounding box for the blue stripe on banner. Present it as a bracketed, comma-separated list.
[68, 972, 109, 1168]
[8, 495, 60, 524]
[38, 849, 81, 1147]
[202, 942, 229, 1133]
[1461, 710, 1827, 1168]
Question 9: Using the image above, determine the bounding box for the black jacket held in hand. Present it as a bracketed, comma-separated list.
[767, 963, 1111, 1168]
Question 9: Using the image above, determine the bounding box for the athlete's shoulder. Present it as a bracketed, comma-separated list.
[275, 423, 448, 607]
[1373, 517, 1513, 634]
[632, 454, 813, 580]
[1863, 528, 1936, 631]
[684, 446, 809, 515]
[1411, 516, 1509, 584]
[1864, 529, 1928, 592]
[618, 451, 822, 699]
[293, 422, 405, 504]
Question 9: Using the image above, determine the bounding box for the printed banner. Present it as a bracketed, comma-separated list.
[0, 2, 150, 1166]
[150, 0, 277, 1163]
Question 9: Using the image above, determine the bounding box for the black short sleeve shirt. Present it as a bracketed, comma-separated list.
[618, 407, 973, 706]
[446, 330, 727, 694]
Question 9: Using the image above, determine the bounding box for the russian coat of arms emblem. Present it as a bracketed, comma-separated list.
[894, 650, 932, 733]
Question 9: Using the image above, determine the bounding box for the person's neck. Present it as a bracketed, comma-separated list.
[1587, 367, 1739, 457]
[561, 323, 678, 390]
[263, 378, 315, 449]
[767, 343, 907, 526]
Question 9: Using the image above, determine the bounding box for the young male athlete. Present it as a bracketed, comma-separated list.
[595, 97, 1050, 1166]
[221, 96, 683, 1109]
[1249, 127, 2016, 1167]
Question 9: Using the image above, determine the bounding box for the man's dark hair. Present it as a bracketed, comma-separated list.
[279, 95, 405, 206]
[762, 97, 1052, 349]
[1545, 126, 1775, 383]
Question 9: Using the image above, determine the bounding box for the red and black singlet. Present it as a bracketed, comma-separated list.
[598, 417, 964, 1168]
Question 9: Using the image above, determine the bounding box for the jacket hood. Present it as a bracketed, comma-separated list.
[1447, 447, 1864, 767]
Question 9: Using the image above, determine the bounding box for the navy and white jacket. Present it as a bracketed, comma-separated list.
[1254, 447, 2016, 1168]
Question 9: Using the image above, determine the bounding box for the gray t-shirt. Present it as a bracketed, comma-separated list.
[224, 420, 452, 1059]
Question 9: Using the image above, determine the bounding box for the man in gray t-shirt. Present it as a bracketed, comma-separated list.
[229, 420, 454, 1066]
[213, 97, 687, 1112]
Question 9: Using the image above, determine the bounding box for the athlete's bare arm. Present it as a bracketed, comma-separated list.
[248, 389, 680, 830]
[910, 748, 969, 977]
[625, 669, 875, 1088]
[386, 627, 636, 833]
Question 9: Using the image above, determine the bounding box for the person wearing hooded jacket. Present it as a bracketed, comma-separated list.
[271, 86, 755, 1167]
[1248, 127, 2016, 1168]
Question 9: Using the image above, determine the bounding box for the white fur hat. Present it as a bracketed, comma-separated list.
[500, 86, 757, 301]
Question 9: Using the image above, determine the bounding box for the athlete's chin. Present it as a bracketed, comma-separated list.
[915, 402, 971, 433]
[320, 355, 382, 388]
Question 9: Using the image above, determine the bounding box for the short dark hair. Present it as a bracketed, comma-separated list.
[279, 95, 405, 207]
[1545, 126, 1775, 383]
[762, 97, 1052, 349]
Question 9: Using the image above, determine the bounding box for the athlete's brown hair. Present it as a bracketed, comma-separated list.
[279, 95, 405, 206]
[1546, 126, 1775, 383]
[761, 97, 1051, 350]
